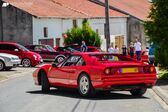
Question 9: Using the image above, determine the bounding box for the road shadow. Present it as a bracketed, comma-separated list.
[17, 66, 39, 68]
[155, 79, 168, 86]
[27, 88, 149, 100]
[0, 69, 17, 72]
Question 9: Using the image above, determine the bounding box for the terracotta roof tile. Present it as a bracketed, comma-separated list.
[53, 0, 127, 18]
[99, 0, 151, 21]
[3, 0, 87, 18]
[2, 0, 128, 18]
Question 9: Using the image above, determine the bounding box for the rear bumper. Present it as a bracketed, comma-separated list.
[92, 77, 156, 90]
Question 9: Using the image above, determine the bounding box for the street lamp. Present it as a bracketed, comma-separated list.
[105, 0, 110, 51]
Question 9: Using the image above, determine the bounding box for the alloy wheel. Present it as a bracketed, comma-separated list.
[79, 75, 90, 95]
[22, 59, 31, 67]
[57, 56, 65, 63]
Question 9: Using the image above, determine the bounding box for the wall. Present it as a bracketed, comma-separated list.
[33, 18, 73, 47]
[33, 17, 127, 51]
[127, 17, 147, 49]
[87, 18, 127, 51]
[1, 5, 33, 45]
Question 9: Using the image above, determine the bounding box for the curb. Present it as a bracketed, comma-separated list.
[152, 86, 168, 105]
[0, 71, 31, 83]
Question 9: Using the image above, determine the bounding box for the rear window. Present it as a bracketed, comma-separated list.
[90, 54, 120, 62]
[89, 54, 135, 62]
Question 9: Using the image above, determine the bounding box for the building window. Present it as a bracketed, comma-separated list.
[39, 38, 54, 47]
[73, 19, 77, 28]
[43, 27, 48, 37]
[56, 38, 60, 47]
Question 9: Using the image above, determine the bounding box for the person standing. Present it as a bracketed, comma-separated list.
[129, 42, 134, 58]
[81, 41, 88, 52]
[108, 44, 114, 53]
[149, 44, 156, 65]
[122, 45, 127, 56]
[114, 45, 119, 53]
[134, 39, 142, 61]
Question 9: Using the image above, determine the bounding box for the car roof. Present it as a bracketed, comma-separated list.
[0, 42, 17, 45]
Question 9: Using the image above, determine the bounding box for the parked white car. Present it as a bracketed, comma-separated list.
[0, 53, 21, 71]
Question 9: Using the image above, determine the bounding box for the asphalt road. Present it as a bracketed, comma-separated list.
[0, 71, 167, 112]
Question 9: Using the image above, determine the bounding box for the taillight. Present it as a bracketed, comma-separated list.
[104, 68, 111, 75]
[104, 68, 119, 75]
[143, 66, 155, 73]
[149, 66, 155, 73]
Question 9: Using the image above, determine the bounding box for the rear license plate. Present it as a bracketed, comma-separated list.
[122, 68, 139, 73]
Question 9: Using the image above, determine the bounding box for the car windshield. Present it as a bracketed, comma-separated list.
[45, 45, 55, 52]
[17, 44, 29, 52]
[66, 47, 79, 52]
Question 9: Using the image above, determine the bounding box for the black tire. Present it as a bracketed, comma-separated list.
[0, 60, 5, 71]
[130, 88, 147, 96]
[55, 56, 65, 63]
[78, 73, 95, 97]
[22, 58, 31, 67]
[41, 73, 50, 92]
[5, 67, 12, 71]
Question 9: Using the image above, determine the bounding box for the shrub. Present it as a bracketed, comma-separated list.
[64, 19, 102, 47]
[159, 72, 168, 80]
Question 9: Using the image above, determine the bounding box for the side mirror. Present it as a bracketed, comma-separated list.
[52, 63, 57, 68]
[14, 49, 19, 52]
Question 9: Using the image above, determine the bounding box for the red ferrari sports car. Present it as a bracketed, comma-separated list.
[33, 52, 157, 97]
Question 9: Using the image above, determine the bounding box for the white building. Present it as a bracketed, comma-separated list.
[33, 17, 127, 51]
[1, 0, 130, 51]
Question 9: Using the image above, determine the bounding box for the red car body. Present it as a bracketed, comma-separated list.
[33, 52, 156, 96]
[26, 44, 70, 62]
[0, 42, 43, 67]
[127, 50, 149, 63]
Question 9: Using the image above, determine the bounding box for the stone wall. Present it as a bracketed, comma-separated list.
[1, 5, 33, 45]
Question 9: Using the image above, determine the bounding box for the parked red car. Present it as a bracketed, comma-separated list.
[33, 52, 156, 97]
[25, 44, 70, 63]
[0, 42, 43, 67]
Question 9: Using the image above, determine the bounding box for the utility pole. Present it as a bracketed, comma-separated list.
[105, 0, 110, 51]
[0, 0, 3, 42]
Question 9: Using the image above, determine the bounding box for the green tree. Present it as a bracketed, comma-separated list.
[64, 19, 102, 47]
[144, 0, 168, 67]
